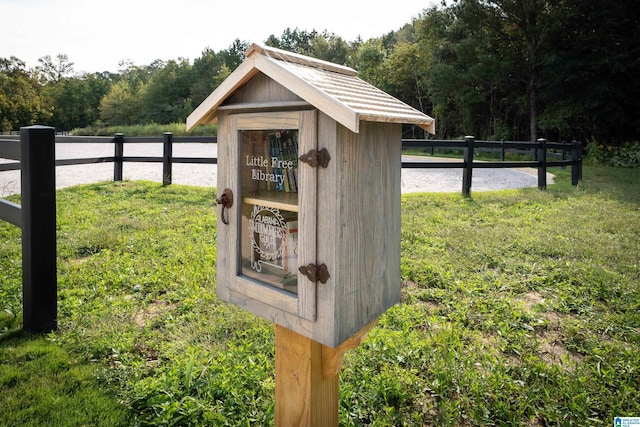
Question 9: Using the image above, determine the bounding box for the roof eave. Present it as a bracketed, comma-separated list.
[418, 120, 436, 135]
[358, 113, 436, 135]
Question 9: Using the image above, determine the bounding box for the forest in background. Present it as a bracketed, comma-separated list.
[1, 0, 639, 145]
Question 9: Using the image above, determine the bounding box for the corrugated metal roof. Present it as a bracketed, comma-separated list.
[186, 44, 435, 134]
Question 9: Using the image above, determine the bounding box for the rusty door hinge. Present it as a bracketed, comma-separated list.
[299, 148, 330, 168]
[299, 263, 330, 284]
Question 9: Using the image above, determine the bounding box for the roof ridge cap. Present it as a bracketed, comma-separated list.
[246, 43, 358, 76]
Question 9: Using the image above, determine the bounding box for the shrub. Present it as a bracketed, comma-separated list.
[71, 122, 217, 137]
[587, 141, 640, 168]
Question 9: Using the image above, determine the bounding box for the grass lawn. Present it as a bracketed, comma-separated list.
[1, 165, 639, 426]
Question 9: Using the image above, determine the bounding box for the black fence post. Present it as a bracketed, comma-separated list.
[537, 138, 547, 190]
[462, 135, 474, 196]
[500, 139, 506, 161]
[114, 133, 124, 182]
[577, 141, 583, 181]
[20, 126, 57, 333]
[571, 140, 580, 186]
[163, 132, 173, 186]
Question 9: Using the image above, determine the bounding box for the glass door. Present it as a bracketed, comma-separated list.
[226, 110, 318, 321]
[240, 129, 300, 294]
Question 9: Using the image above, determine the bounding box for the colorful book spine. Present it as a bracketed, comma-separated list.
[270, 133, 284, 191]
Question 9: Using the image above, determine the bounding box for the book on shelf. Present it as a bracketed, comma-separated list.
[269, 133, 284, 192]
[285, 133, 298, 192]
[277, 132, 291, 192]
[268, 130, 299, 193]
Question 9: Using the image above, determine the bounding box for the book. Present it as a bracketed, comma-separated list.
[269, 133, 284, 191]
[267, 130, 299, 193]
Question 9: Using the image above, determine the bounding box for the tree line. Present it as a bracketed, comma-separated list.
[2, 0, 639, 145]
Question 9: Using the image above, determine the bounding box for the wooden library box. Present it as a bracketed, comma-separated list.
[187, 44, 434, 347]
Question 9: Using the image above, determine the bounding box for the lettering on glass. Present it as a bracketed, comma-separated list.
[244, 131, 299, 193]
[245, 156, 294, 187]
[240, 129, 299, 293]
[249, 205, 298, 276]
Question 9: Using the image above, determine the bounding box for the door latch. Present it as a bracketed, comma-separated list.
[216, 188, 233, 225]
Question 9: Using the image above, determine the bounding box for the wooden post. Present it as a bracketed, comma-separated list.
[163, 132, 173, 186]
[462, 135, 474, 196]
[275, 320, 377, 426]
[20, 126, 57, 333]
[537, 138, 547, 190]
[114, 133, 124, 181]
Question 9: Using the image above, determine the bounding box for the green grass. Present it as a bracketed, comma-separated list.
[0, 331, 132, 426]
[0, 166, 639, 425]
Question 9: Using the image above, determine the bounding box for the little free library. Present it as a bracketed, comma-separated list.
[187, 42, 435, 426]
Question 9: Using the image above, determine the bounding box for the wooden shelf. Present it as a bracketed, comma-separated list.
[243, 191, 298, 212]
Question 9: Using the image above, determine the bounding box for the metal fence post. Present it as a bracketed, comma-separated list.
[462, 135, 474, 196]
[163, 132, 173, 186]
[114, 133, 124, 181]
[537, 138, 547, 190]
[20, 125, 57, 332]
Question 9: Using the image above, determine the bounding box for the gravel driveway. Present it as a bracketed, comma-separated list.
[0, 143, 550, 197]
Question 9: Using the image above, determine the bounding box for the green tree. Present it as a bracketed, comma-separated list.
[266, 28, 318, 56]
[140, 58, 193, 124]
[190, 49, 227, 107]
[84, 72, 118, 124]
[380, 42, 431, 115]
[36, 53, 75, 83]
[190, 40, 247, 107]
[217, 39, 248, 71]
[421, 1, 547, 140]
[309, 32, 350, 65]
[98, 79, 144, 125]
[43, 72, 115, 130]
[353, 39, 386, 87]
[0, 57, 52, 132]
[477, 0, 555, 141]
[419, 4, 495, 138]
[98, 61, 165, 126]
[266, 29, 353, 65]
[540, 0, 640, 144]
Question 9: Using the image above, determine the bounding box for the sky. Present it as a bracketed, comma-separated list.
[1, 0, 435, 74]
